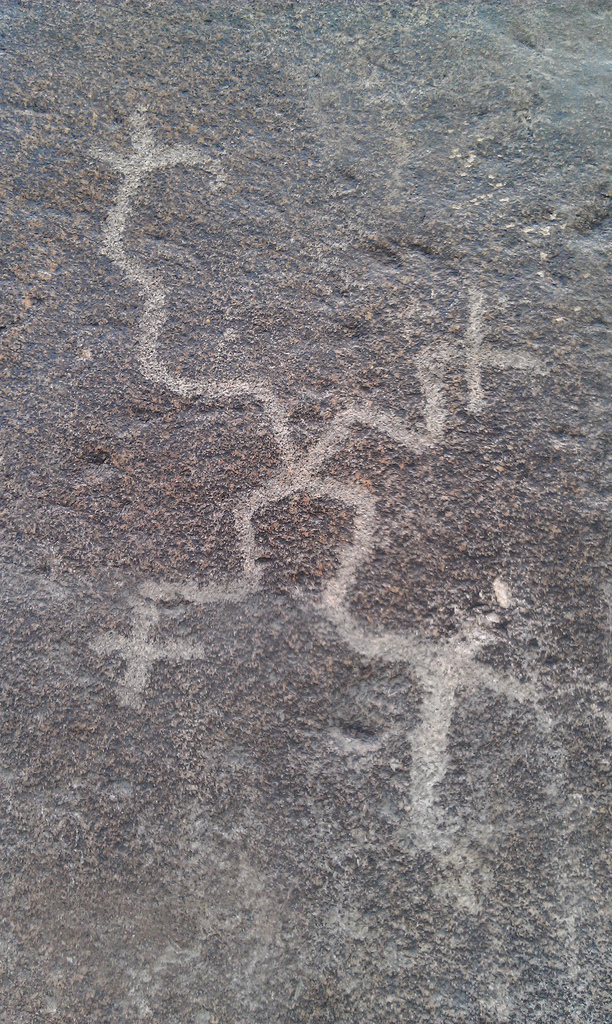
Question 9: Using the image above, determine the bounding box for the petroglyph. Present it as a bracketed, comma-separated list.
[463, 286, 545, 413]
[91, 113, 548, 870]
[324, 603, 542, 857]
[91, 598, 212, 709]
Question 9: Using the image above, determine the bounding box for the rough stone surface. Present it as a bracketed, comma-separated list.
[0, 2, 611, 1022]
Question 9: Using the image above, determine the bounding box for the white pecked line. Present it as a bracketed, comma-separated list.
[90, 112, 548, 877]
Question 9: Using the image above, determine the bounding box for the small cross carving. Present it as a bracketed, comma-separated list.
[461, 288, 545, 413]
[91, 600, 209, 708]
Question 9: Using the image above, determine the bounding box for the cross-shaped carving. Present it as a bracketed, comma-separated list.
[462, 287, 545, 413]
[91, 600, 209, 709]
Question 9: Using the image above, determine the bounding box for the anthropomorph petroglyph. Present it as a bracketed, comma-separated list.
[91, 111, 548, 870]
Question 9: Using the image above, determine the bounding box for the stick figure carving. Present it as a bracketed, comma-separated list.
[91, 110, 548, 872]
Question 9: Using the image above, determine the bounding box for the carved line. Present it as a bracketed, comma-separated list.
[91, 111, 547, 871]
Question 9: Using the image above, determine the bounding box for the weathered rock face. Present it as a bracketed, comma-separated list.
[0, 2, 610, 1021]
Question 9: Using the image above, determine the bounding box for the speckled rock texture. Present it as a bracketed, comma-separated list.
[0, 2, 611, 1022]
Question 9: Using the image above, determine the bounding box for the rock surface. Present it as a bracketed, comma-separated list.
[0, 2, 611, 1021]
